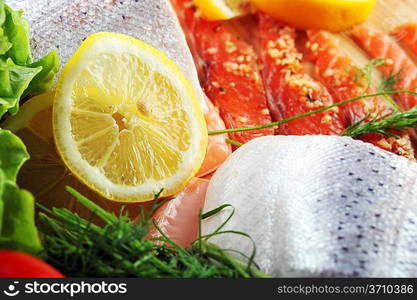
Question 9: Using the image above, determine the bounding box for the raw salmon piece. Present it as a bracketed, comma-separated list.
[352, 26, 417, 110]
[197, 95, 232, 177]
[358, 132, 415, 160]
[257, 13, 345, 135]
[147, 178, 209, 248]
[306, 30, 415, 160]
[306, 30, 393, 123]
[171, 0, 274, 144]
[392, 23, 417, 60]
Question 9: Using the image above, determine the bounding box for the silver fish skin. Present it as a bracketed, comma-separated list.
[203, 135, 417, 277]
[7, 0, 207, 111]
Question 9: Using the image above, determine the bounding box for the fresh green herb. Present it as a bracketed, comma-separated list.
[342, 106, 417, 138]
[38, 186, 269, 278]
[378, 72, 402, 93]
[0, 0, 59, 119]
[375, 71, 403, 111]
[225, 138, 242, 147]
[354, 58, 385, 91]
[0, 129, 43, 255]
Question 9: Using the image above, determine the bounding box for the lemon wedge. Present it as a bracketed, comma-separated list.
[252, 0, 377, 32]
[53, 32, 207, 203]
[193, 0, 254, 21]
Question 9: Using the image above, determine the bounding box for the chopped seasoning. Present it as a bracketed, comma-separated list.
[207, 47, 218, 54]
[225, 41, 237, 53]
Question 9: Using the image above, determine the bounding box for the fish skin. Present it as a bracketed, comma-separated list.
[7, 0, 208, 112]
[203, 135, 417, 277]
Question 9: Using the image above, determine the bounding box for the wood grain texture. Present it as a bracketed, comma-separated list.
[366, 0, 417, 32]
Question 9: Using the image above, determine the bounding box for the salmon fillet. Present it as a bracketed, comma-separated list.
[352, 26, 417, 111]
[257, 13, 345, 135]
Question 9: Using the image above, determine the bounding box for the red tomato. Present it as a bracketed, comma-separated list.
[0, 250, 64, 278]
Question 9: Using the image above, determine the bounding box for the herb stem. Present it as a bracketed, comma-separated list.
[208, 90, 417, 136]
[196, 242, 269, 278]
[225, 138, 243, 147]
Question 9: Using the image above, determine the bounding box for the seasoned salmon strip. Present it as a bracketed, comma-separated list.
[306, 30, 393, 123]
[306, 30, 415, 160]
[352, 26, 417, 110]
[257, 13, 345, 135]
[171, 0, 274, 144]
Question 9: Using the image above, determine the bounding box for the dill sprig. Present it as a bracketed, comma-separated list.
[38, 186, 268, 278]
[342, 106, 417, 138]
[354, 58, 385, 92]
[378, 71, 402, 92]
[376, 71, 402, 111]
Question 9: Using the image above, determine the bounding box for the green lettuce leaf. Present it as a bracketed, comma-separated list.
[0, 1, 60, 119]
[25, 50, 60, 97]
[0, 58, 41, 116]
[0, 2, 12, 57]
[1, 4, 31, 65]
[0, 28, 12, 56]
[0, 129, 43, 255]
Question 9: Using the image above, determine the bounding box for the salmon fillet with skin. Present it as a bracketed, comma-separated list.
[306, 30, 415, 160]
[257, 13, 346, 135]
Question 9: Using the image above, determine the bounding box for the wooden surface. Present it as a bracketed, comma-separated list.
[367, 0, 417, 32]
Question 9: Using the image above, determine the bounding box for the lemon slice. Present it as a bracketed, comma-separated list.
[252, 0, 377, 32]
[3, 92, 151, 221]
[53, 32, 207, 203]
[193, 0, 254, 21]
